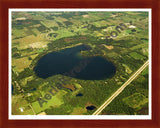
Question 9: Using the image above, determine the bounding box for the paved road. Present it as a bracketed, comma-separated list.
[92, 60, 149, 115]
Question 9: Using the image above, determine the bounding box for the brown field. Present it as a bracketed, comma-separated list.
[37, 112, 47, 115]
[29, 42, 47, 48]
[102, 44, 114, 49]
[137, 107, 148, 115]
[135, 21, 147, 29]
[82, 15, 89, 18]
[55, 16, 68, 22]
[15, 17, 26, 20]
[32, 24, 41, 27]
[62, 85, 76, 91]
[70, 107, 87, 115]
[64, 36, 87, 42]
[13, 34, 47, 49]
[12, 57, 32, 72]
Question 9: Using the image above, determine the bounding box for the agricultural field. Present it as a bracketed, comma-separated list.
[11, 10, 150, 117]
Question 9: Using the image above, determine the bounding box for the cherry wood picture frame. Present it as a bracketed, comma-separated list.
[0, 0, 160, 128]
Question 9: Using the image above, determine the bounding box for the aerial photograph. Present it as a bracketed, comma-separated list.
[10, 10, 150, 117]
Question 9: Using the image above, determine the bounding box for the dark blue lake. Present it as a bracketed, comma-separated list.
[76, 93, 83, 97]
[86, 105, 96, 110]
[34, 44, 116, 80]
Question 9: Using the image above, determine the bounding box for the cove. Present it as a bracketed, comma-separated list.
[34, 44, 116, 80]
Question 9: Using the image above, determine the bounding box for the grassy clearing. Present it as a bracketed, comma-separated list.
[129, 52, 144, 60]
[54, 17, 68, 25]
[31, 28, 40, 34]
[103, 44, 114, 50]
[141, 47, 148, 56]
[70, 107, 87, 115]
[92, 20, 108, 27]
[106, 52, 119, 57]
[136, 88, 148, 96]
[122, 64, 132, 74]
[94, 31, 104, 37]
[122, 93, 148, 109]
[13, 34, 47, 49]
[130, 43, 148, 50]
[12, 95, 34, 115]
[70, 83, 82, 97]
[12, 28, 27, 38]
[56, 29, 75, 39]
[40, 20, 58, 28]
[12, 57, 32, 72]
[141, 67, 149, 76]
[62, 85, 76, 91]
[31, 90, 67, 114]
[30, 54, 39, 60]
[74, 83, 82, 89]
[137, 28, 143, 31]
[126, 30, 132, 34]
[20, 76, 34, 86]
[29, 41, 48, 48]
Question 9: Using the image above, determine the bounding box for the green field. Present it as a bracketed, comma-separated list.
[31, 90, 67, 114]
[122, 93, 148, 109]
[129, 52, 144, 60]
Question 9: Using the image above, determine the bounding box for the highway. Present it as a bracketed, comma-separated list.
[92, 60, 149, 115]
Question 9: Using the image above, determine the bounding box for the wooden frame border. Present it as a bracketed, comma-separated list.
[0, 0, 160, 128]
